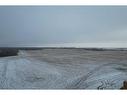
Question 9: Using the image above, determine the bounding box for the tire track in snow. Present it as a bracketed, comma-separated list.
[66, 63, 112, 89]
[0, 60, 8, 89]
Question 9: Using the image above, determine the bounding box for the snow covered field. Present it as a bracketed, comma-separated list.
[0, 48, 127, 89]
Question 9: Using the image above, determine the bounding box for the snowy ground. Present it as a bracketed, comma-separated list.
[0, 48, 127, 89]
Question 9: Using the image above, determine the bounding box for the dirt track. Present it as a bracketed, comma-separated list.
[0, 48, 127, 89]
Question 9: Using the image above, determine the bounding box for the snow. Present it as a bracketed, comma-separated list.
[0, 48, 127, 89]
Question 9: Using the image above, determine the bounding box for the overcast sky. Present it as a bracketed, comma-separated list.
[0, 6, 127, 47]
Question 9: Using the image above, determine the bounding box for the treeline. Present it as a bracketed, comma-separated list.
[0, 48, 19, 57]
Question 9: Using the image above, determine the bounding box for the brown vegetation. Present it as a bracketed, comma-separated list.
[120, 81, 127, 89]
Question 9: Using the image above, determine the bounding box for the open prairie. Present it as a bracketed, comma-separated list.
[0, 48, 127, 89]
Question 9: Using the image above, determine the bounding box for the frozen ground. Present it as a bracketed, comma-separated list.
[0, 48, 127, 89]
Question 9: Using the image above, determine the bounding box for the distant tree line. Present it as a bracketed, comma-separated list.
[0, 48, 19, 57]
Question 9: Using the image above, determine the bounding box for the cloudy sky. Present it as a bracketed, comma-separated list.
[0, 6, 127, 47]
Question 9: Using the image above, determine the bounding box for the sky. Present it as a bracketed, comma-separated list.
[0, 6, 127, 47]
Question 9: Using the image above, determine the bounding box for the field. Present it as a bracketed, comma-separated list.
[0, 48, 127, 89]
